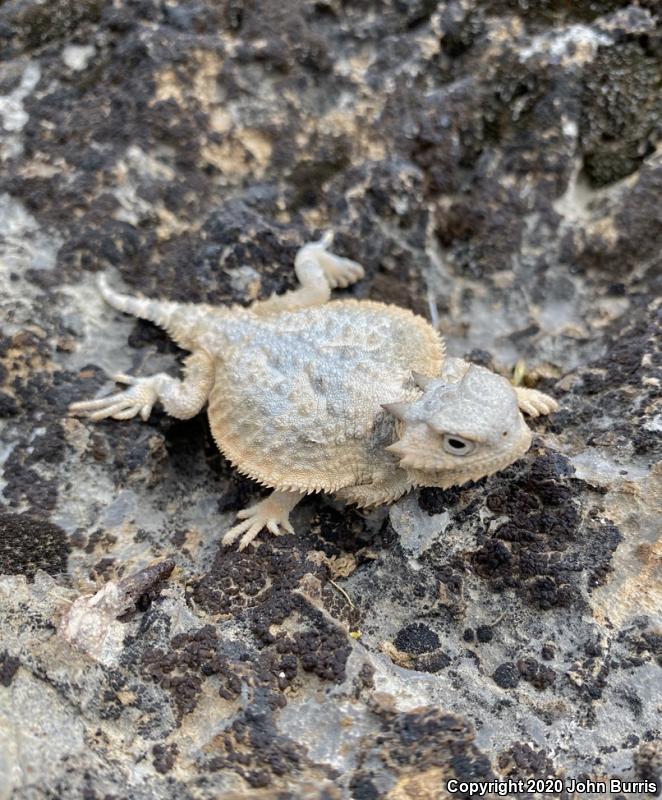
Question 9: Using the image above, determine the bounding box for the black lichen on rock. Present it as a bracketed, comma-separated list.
[0, 652, 20, 687]
[351, 706, 493, 791]
[493, 662, 520, 689]
[0, 513, 70, 580]
[472, 450, 621, 610]
[579, 40, 661, 188]
[394, 622, 440, 655]
[141, 624, 244, 721]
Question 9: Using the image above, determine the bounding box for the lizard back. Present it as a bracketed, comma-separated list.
[203, 300, 445, 494]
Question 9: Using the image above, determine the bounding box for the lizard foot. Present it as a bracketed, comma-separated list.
[515, 387, 559, 418]
[318, 250, 364, 289]
[69, 374, 158, 421]
[222, 495, 296, 550]
[299, 233, 365, 289]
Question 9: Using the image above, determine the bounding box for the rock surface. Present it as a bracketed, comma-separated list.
[0, 1, 660, 798]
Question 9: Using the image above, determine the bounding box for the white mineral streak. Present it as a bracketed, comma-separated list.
[0, 194, 61, 278]
[389, 492, 451, 557]
[58, 581, 133, 666]
[0, 194, 62, 333]
[0, 61, 40, 162]
[62, 44, 95, 72]
[0, 61, 40, 132]
[518, 25, 611, 64]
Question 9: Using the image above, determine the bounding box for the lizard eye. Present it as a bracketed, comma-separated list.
[442, 434, 475, 456]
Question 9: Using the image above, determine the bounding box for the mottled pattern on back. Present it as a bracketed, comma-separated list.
[205, 300, 444, 492]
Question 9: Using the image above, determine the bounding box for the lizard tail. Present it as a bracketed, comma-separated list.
[97, 275, 200, 348]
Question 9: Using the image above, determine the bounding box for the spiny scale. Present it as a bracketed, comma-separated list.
[204, 300, 444, 496]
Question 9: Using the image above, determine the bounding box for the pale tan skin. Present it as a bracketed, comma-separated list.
[70, 234, 558, 549]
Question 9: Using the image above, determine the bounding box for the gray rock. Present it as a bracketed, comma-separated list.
[0, 0, 660, 797]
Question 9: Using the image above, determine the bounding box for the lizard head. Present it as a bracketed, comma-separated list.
[383, 365, 532, 486]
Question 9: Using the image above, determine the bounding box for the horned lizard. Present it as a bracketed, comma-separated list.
[70, 234, 558, 549]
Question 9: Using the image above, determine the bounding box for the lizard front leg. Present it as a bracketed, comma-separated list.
[514, 386, 559, 418]
[251, 232, 364, 315]
[69, 350, 214, 422]
[336, 471, 414, 508]
[437, 357, 559, 418]
[222, 490, 304, 550]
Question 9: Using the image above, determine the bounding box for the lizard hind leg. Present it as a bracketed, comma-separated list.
[222, 490, 303, 550]
[250, 233, 364, 316]
[69, 350, 215, 422]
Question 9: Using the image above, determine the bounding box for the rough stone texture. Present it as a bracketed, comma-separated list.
[0, 1, 660, 798]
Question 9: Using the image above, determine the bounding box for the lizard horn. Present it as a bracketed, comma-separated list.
[381, 402, 411, 421]
[411, 371, 434, 389]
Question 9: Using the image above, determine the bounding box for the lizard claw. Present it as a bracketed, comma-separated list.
[318, 251, 365, 289]
[223, 496, 296, 550]
[515, 387, 559, 418]
[69, 376, 159, 421]
[297, 236, 365, 290]
[112, 372, 138, 385]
